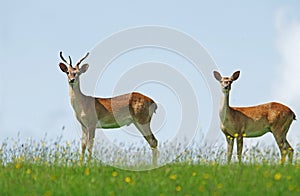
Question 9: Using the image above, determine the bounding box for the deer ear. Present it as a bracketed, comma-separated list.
[59, 63, 68, 73]
[80, 64, 89, 73]
[213, 71, 222, 82]
[231, 71, 240, 81]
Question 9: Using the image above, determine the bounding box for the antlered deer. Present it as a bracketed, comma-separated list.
[59, 51, 159, 165]
[213, 70, 296, 164]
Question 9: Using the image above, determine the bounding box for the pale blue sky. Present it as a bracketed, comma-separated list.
[1, 1, 300, 150]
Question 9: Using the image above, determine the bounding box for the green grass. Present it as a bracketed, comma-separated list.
[1, 162, 300, 195]
[1, 137, 300, 195]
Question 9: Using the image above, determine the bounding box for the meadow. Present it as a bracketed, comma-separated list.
[1, 136, 300, 196]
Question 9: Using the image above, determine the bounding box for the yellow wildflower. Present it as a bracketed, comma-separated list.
[66, 141, 71, 147]
[266, 182, 272, 188]
[288, 185, 295, 191]
[32, 174, 37, 181]
[263, 171, 269, 178]
[217, 183, 223, 189]
[18, 156, 25, 162]
[26, 169, 31, 175]
[50, 175, 57, 181]
[233, 133, 239, 138]
[125, 176, 131, 183]
[202, 173, 210, 179]
[192, 172, 197, 177]
[279, 157, 286, 164]
[34, 157, 40, 162]
[84, 168, 90, 176]
[15, 163, 22, 169]
[169, 174, 177, 180]
[112, 171, 118, 177]
[43, 190, 52, 196]
[199, 185, 205, 192]
[175, 185, 182, 192]
[79, 156, 84, 163]
[274, 173, 281, 181]
[108, 191, 115, 196]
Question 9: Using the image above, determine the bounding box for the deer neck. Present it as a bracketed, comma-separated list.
[69, 80, 87, 106]
[219, 91, 232, 123]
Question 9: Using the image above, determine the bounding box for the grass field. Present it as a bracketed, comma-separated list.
[1, 137, 300, 195]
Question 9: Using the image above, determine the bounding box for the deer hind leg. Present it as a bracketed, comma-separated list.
[225, 134, 234, 164]
[273, 133, 294, 164]
[273, 135, 288, 164]
[272, 120, 294, 164]
[276, 135, 294, 164]
[283, 119, 294, 164]
[284, 139, 294, 164]
[134, 122, 159, 166]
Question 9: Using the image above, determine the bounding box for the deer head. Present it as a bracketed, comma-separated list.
[59, 51, 89, 86]
[213, 70, 240, 93]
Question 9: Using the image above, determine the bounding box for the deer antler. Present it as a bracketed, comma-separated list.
[60, 51, 68, 64]
[76, 52, 89, 69]
[68, 56, 72, 67]
[60, 51, 73, 67]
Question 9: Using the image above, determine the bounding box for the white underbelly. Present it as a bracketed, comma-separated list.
[96, 115, 133, 129]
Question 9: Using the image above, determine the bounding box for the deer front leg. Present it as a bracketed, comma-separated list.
[151, 147, 159, 166]
[80, 130, 88, 162]
[225, 134, 234, 164]
[236, 135, 243, 164]
[86, 127, 96, 162]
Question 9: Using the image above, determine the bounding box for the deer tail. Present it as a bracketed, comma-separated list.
[150, 101, 158, 115]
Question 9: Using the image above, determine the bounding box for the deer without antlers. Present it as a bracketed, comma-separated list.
[213, 70, 296, 164]
[59, 51, 159, 165]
